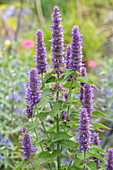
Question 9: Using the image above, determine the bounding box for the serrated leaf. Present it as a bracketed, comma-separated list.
[61, 70, 74, 82]
[93, 123, 110, 129]
[57, 140, 76, 149]
[41, 88, 53, 97]
[88, 151, 105, 162]
[15, 159, 27, 170]
[46, 76, 56, 83]
[77, 77, 95, 86]
[51, 132, 71, 143]
[87, 161, 96, 170]
[24, 122, 37, 135]
[36, 95, 51, 109]
[51, 102, 62, 118]
[63, 81, 82, 88]
[48, 126, 57, 133]
[42, 72, 53, 86]
[90, 145, 107, 154]
[66, 100, 82, 106]
[20, 123, 29, 130]
[92, 110, 106, 118]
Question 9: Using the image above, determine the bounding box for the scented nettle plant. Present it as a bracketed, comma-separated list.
[16, 6, 112, 170]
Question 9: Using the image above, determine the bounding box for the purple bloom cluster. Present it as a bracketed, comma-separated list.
[21, 127, 34, 160]
[83, 84, 93, 116]
[36, 30, 47, 74]
[79, 67, 87, 103]
[106, 148, 113, 170]
[78, 108, 90, 152]
[66, 45, 71, 69]
[92, 132, 100, 165]
[51, 6, 64, 74]
[26, 68, 40, 118]
[70, 25, 83, 72]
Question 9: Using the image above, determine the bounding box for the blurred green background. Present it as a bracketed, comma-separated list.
[0, 0, 113, 169]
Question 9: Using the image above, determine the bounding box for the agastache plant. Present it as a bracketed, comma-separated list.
[106, 148, 113, 170]
[51, 5, 64, 74]
[17, 5, 111, 170]
[36, 30, 47, 74]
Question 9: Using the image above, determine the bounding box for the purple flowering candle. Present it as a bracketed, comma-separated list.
[92, 132, 100, 165]
[26, 68, 40, 107]
[79, 67, 87, 103]
[21, 127, 34, 160]
[70, 25, 83, 72]
[51, 5, 64, 74]
[106, 148, 113, 170]
[36, 30, 47, 74]
[78, 108, 90, 153]
[66, 45, 71, 69]
[83, 84, 93, 116]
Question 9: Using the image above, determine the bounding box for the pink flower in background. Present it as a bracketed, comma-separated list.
[22, 40, 34, 49]
[88, 60, 97, 68]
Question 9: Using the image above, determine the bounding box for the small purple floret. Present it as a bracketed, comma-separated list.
[66, 45, 71, 69]
[36, 30, 47, 74]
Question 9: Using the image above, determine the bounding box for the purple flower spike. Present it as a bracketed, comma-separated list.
[36, 30, 47, 74]
[79, 67, 87, 104]
[106, 148, 113, 170]
[70, 25, 83, 72]
[25, 105, 33, 119]
[78, 108, 90, 152]
[26, 68, 40, 107]
[21, 127, 34, 160]
[92, 132, 101, 165]
[66, 45, 71, 69]
[51, 6, 64, 74]
[83, 84, 93, 116]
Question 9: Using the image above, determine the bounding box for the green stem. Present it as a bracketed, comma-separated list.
[66, 81, 73, 115]
[67, 158, 73, 170]
[83, 151, 86, 170]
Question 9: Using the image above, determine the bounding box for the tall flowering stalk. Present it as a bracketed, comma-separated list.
[106, 148, 113, 170]
[70, 25, 83, 72]
[78, 108, 90, 153]
[92, 132, 100, 165]
[79, 67, 87, 104]
[66, 45, 71, 69]
[36, 30, 47, 74]
[51, 5, 64, 74]
[83, 84, 93, 116]
[26, 68, 40, 118]
[21, 127, 34, 160]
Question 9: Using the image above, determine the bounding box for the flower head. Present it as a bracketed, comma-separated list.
[36, 30, 47, 74]
[92, 132, 101, 165]
[51, 6, 64, 74]
[78, 108, 90, 152]
[70, 25, 83, 72]
[83, 84, 93, 116]
[26, 68, 40, 107]
[88, 60, 97, 68]
[79, 67, 87, 104]
[106, 148, 113, 170]
[21, 127, 34, 160]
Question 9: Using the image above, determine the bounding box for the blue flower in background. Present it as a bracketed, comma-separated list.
[9, 94, 21, 102]
[39, 133, 43, 138]
[0, 155, 2, 160]
[0, 105, 3, 110]
[23, 8, 31, 15]
[6, 139, 10, 146]
[19, 83, 26, 89]
[4, 5, 15, 20]
[19, 90, 26, 95]
[103, 89, 112, 95]
[14, 109, 23, 115]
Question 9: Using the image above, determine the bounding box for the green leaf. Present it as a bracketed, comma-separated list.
[41, 88, 53, 97]
[24, 122, 37, 135]
[61, 70, 74, 82]
[20, 123, 29, 130]
[92, 110, 106, 118]
[77, 77, 95, 86]
[88, 151, 105, 162]
[99, 163, 106, 170]
[36, 95, 51, 109]
[93, 123, 110, 129]
[90, 145, 107, 154]
[66, 100, 82, 106]
[46, 76, 56, 83]
[42, 72, 53, 85]
[48, 126, 57, 133]
[15, 159, 27, 170]
[51, 102, 62, 118]
[57, 140, 76, 149]
[51, 132, 71, 143]
[63, 81, 82, 88]
[87, 161, 96, 170]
